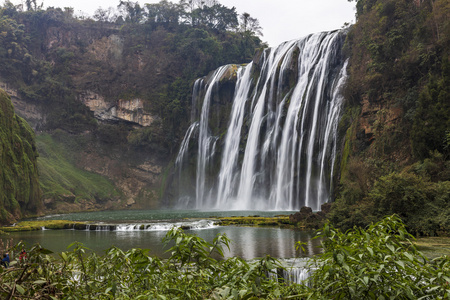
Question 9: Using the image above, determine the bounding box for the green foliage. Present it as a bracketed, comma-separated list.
[0, 89, 41, 224]
[339, 0, 450, 232]
[369, 172, 433, 233]
[2, 216, 450, 299]
[368, 167, 450, 236]
[36, 133, 119, 205]
[333, 154, 450, 236]
[127, 125, 162, 150]
[0, 0, 263, 151]
[189, 3, 238, 31]
[344, 0, 450, 156]
[0, 229, 302, 299]
[412, 59, 450, 159]
[0, 220, 86, 232]
[308, 215, 450, 299]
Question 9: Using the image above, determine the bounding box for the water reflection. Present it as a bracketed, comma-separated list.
[193, 227, 322, 259]
[4, 226, 322, 259]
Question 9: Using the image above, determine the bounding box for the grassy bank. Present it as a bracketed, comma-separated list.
[214, 215, 291, 227]
[0, 220, 87, 232]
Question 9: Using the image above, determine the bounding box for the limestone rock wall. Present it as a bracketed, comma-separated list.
[80, 91, 158, 126]
[0, 81, 44, 130]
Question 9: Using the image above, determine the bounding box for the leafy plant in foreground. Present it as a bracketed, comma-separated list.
[1, 216, 450, 299]
[308, 215, 450, 299]
[0, 229, 297, 299]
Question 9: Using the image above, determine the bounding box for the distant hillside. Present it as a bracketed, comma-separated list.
[0, 89, 41, 224]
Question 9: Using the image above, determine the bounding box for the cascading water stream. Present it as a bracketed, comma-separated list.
[237, 40, 299, 210]
[174, 30, 347, 211]
[317, 60, 348, 205]
[196, 66, 230, 208]
[216, 64, 254, 207]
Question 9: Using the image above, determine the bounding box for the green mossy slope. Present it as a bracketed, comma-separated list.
[37, 133, 121, 210]
[0, 89, 41, 224]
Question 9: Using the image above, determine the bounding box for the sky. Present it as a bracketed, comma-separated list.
[8, 0, 356, 47]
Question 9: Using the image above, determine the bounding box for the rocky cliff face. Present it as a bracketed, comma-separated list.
[0, 80, 44, 130]
[4, 23, 168, 214]
[326, 0, 450, 234]
[0, 4, 264, 217]
[1, 73, 165, 213]
[80, 91, 159, 126]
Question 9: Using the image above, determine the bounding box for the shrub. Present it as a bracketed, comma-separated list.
[2, 217, 450, 299]
[0, 229, 302, 299]
[308, 215, 450, 299]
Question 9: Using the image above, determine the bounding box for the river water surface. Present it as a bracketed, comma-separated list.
[8, 210, 322, 260]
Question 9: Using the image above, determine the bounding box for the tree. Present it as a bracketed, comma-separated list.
[239, 12, 263, 37]
[93, 7, 118, 23]
[190, 3, 238, 31]
[145, 0, 181, 24]
[25, 0, 38, 11]
[118, 0, 144, 24]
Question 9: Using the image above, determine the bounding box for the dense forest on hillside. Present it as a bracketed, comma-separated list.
[0, 0, 263, 147]
[0, 0, 264, 220]
[331, 0, 450, 235]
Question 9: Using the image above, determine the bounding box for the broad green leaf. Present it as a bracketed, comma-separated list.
[363, 276, 369, 285]
[33, 280, 47, 285]
[404, 252, 414, 261]
[61, 252, 68, 261]
[343, 263, 350, 273]
[395, 260, 405, 269]
[387, 244, 395, 253]
[15, 284, 25, 295]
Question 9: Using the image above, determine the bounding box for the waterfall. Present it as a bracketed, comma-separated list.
[174, 30, 347, 211]
[216, 64, 254, 207]
[196, 66, 231, 208]
[268, 258, 313, 285]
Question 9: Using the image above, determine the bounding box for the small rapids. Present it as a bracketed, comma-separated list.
[42, 219, 217, 232]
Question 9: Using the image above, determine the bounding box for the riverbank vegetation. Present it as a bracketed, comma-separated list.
[0, 216, 290, 232]
[1, 215, 449, 299]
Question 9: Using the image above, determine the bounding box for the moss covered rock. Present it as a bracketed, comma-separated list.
[0, 89, 42, 224]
